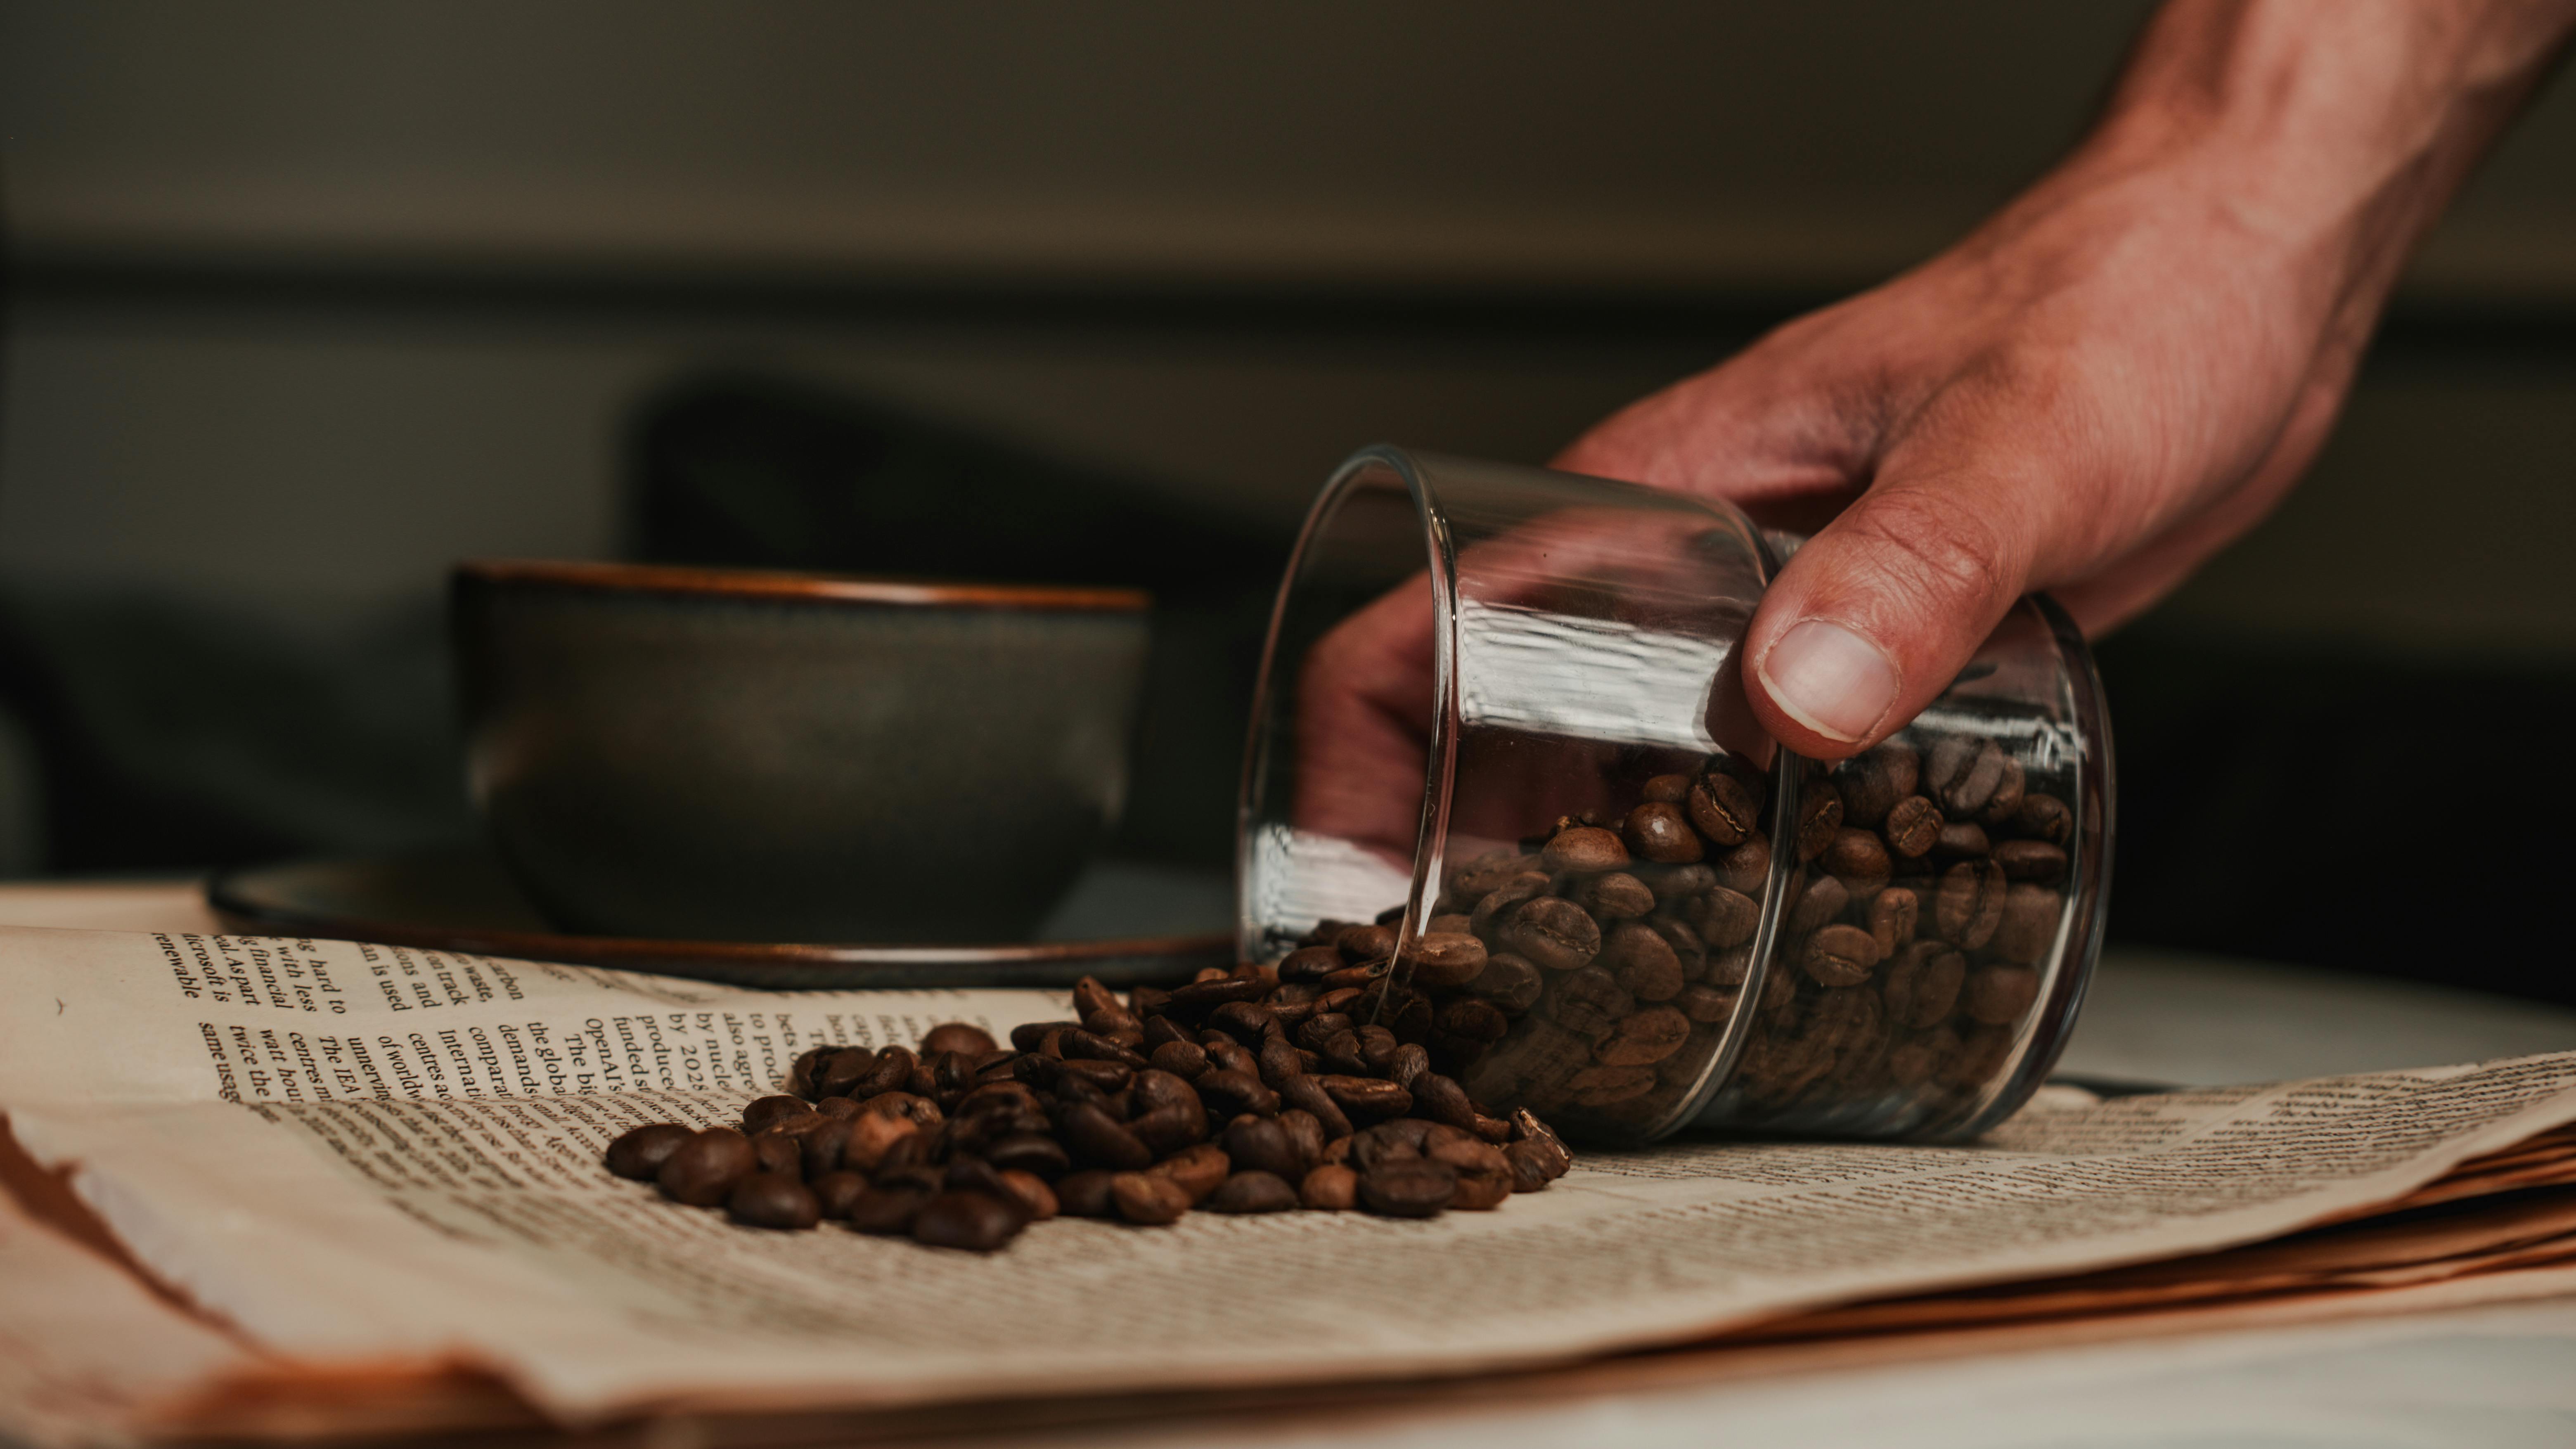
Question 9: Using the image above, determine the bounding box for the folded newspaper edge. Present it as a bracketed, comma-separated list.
[0, 924, 2569, 1431]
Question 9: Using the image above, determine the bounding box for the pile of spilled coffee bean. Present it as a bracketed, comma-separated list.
[601, 972, 1574, 1251]
[1290, 732, 2074, 1137]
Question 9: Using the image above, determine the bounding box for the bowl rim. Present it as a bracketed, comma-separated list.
[456, 558, 1150, 612]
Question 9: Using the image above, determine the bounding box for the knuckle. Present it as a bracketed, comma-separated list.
[1838, 486, 2022, 618]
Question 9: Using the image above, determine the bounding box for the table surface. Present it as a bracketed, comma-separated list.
[5, 879, 2573, 1449]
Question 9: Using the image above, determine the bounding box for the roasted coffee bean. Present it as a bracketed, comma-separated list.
[1054, 1029, 1151, 1069]
[1346, 1118, 1437, 1171]
[817, 1047, 876, 1099]
[1203, 1170, 1299, 1213]
[857, 1091, 946, 1129]
[1354, 1024, 1403, 1073]
[605, 1122, 692, 1180]
[1993, 840, 2068, 882]
[1825, 829, 1893, 897]
[1333, 921, 1399, 964]
[785, 1046, 834, 1101]
[1401, 931, 1490, 989]
[1146, 1142, 1227, 1205]
[657, 1128, 756, 1207]
[1965, 964, 2042, 1026]
[1935, 859, 2009, 949]
[1321, 959, 1394, 991]
[1674, 983, 1737, 1023]
[1385, 1071, 1472, 1131]
[1257, 1034, 1308, 1090]
[839, 1111, 919, 1173]
[798, 1118, 853, 1177]
[1993, 883, 2062, 964]
[1838, 745, 1919, 828]
[1929, 736, 2009, 817]
[1468, 871, 1556, 939]
[983, 1132, 1071, 1179]
[1054, 1170, 1119, 1217]
[1502, 897, 1603, 972]
[1503, 1140, 1560, 1193]
[741, 1094, 811, 1135]
[1295, 1075, 1399, 1123]
[847, 1175, 937, 1234]
[1387, 1041, 1433, 1089]
[727, 1172, 820, 1230]
[1055, 1058, 1135, 1093]
[1691, 884, 1760, 949]
[1795, 780, 1844, 862]
[1883, 941, 1967, 1030]
[1541, 825, 1630, 874]
[1149, 1039, 1210, 1079]
[1595, 1006, 1691, 1067]
[1977, 755, 2028, 828]
[1714, 837, 1773, 896]
[1433, 998, 1510, 1047]
[1193, 1068, 1279, 1118]
[1206, 1001, 1278, 1046]
[1602, 922, 1685, 1002]
[1802, 924, 1882, 987]
[1788, 874, 1849, 937]
[1624, 801, 1706, 863]
[1161, 975, 1272, 1016]
[1462, 952, 1545, 1013]
[1300, 1163, 1360, 1210]
[1058, 1102, 1153, 1170]
[1544, 967, 1634, 1038]
[1450, 850, 1543, 900]
[913, 1191, 1025, 1251]
[1219, 1115, 1300, 1179]
[1578, 871, 1657, 922]
[999, 1170, 1058, 1222]
[853, 1047, 917, 1099]
[1642, 772, 1691, 804]
[752, 1132, 802, 1176]
[921, 1023, 998, 1058]
[1279, 945, 1347, 983]
[1688, 769, 1762, 847]
[1278, 1074, 1354, 1138]
[810, 1170, 868, 1219]
[1869, 886, 1921, 958]
[2011, 793, 2074, 845]
[1882, 795, 1944, 858]
[1311, 1028, 1371, 1077]
[1110, 1171, 1192, 1225]
[1360, 1159, 1458, 1217]
[1932, 820, 1991, 859]
[1010, 1022, 1080, 1055]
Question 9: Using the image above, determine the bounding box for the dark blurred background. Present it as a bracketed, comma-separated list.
[3, 2, 2572, 1001]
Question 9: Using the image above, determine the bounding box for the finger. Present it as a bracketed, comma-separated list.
[1737, 397, 2067, 758]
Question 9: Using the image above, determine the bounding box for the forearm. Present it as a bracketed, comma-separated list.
[2063, 0, 2576, 322]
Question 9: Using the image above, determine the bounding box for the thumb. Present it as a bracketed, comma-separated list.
[1741, 454, 2042, 760]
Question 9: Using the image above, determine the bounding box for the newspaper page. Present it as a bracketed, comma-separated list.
[2, 923, 2574, 1423]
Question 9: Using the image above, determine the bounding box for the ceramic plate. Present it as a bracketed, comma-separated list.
[206, 847, 1235, 990]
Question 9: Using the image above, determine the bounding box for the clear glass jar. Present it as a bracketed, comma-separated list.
[1239, 447, 2110, 1145]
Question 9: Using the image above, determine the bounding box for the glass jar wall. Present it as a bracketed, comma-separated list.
[1240, 447, 2110, 1144]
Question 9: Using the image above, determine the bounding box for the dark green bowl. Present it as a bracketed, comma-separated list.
[452, 560, 1150, 944]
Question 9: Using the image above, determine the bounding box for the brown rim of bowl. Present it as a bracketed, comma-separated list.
[455, 559, 1151, 613]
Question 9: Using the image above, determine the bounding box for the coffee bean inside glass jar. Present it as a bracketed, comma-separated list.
[1349, 718, 2083, 1143]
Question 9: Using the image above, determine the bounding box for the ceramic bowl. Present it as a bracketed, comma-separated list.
[452, 560, 1150, 943]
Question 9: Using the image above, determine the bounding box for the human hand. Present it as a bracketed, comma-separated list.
[1556, 0, 2576, 758]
